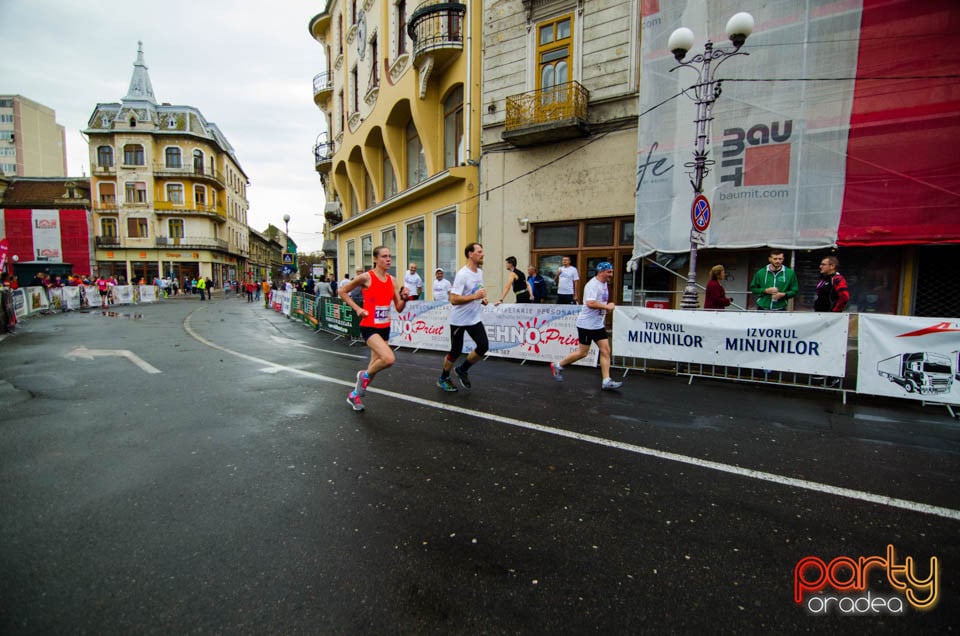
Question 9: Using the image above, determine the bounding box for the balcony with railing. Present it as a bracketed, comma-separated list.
[95, 236, 121, 248]
[314, 140, 334, 173]
[152, 163, 225, 188]
[156, 236, 229, 251]
[407, 1, 466, 68]
[95, 195, 118, 212]
[502, 81, 590, 147]
[154, 200, 226, 222]
[313, 71, 334, 106]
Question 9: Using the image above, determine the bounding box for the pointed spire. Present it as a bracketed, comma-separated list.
[123, 41, 157, 104]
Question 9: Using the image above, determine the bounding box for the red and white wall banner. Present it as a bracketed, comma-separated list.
[612, 307, 849, 376]
[0, 208, 93, 275]
[857, 314, 960, 404]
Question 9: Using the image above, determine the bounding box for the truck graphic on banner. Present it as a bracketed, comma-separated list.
[876, 352, 953, 395]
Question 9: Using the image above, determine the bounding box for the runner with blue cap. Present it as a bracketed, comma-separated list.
[549, 261, 623, 390]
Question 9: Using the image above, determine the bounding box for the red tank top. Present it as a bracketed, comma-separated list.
[359, 270, 396, 328]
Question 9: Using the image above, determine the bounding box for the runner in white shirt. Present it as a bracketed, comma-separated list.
[549, 261, 623, 390]
[437, 243, 489, 392]
[432, 268, 452, 302]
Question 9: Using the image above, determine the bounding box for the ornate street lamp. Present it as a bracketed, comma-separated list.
[668, 12, 754, 310]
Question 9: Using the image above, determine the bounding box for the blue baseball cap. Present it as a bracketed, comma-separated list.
[596, 262, 613, 272]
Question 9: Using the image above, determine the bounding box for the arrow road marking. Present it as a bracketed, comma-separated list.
[65, 346, 161, 374]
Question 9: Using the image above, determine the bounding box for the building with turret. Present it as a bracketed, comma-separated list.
[85, 44, 250, 285]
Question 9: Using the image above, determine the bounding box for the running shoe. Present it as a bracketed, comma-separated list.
[550, 362, 563, 381]
[347, 391, 365, 411]
[454, 365, 471, 389]
[355, 370, 371, 396]
[601, 378, 623, 391]
[437, 377, 459, 392]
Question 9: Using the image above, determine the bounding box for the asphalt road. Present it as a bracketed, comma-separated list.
[1, 295, 958, 633]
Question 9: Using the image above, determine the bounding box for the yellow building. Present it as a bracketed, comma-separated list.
[309, 0, 480, 289]
[85, 44, 250, 285]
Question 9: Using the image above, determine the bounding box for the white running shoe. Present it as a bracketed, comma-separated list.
[601, 378, 623, 391]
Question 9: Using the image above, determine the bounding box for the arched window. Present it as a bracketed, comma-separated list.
[123, 144, 144, 166]
[101, 217, 117, 238]
[193, 149, 204, 174]
[364, 169, 376, 208]
[443, 86, 464, 169]
[383, 152, 396, 199]
[97, 146, 114, 168]
[537, 14, 572, 104]
[165, 147, 182, 169]
[405, 119, 426, 187]
[168, 219, 184, 239]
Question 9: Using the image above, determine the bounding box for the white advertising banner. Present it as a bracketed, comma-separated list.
[31, 209, 63, 261]
[857, 314, 960, 404]
[113, 285, 135, 305]
[47, 286, 84, 311]
[11, 288, 28, 318]
[613, 308, 848, 376]
[23, 286, 49, 315]
[388, 301, 598, 367]
[139, 285, 158, 303]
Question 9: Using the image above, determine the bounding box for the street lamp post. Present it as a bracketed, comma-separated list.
[282, 214, 292, 280]
[668, 12, 754, 310]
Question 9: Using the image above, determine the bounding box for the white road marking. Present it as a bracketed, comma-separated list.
[185, 313, 960, 522]
[65, 345, 161, 374]
[269, 334, 365, 359]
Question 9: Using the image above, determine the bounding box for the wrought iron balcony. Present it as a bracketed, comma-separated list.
[152, 163, 225, 188]
[407, 1, 465, 67]
[503, 81, 591, 147]
[313, 71, 333, 105]
[95, 236, 120, 248]
[156, 236, 228, 250]
[154, 202, 227, 222]
[314, 140, 334, 172]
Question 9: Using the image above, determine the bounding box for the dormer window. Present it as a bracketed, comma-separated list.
[129, 117, 136, 127]
[101, 115, 110, 127]
[167, 117, 177, 129]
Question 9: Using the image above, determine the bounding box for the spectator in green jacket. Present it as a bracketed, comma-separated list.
[749, 249, 798, 310]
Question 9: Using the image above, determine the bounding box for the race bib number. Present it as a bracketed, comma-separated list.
[374, 305, 390, 325]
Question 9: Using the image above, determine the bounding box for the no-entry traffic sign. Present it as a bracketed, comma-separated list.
[691, 194, 711, 232]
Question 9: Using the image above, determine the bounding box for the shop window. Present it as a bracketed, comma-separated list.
[534, 223, 578, 248]
[584, 222, 614, 246]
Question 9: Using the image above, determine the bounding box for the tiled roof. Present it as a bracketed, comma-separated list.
[0, 177, 91, 208]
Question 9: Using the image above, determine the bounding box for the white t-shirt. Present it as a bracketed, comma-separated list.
[557, 265, 580, 295]
[449, 265, 484, 326]
[403, 271, 423, 297]
[576, 277, 609, 330]
[433, 278, 452, 302]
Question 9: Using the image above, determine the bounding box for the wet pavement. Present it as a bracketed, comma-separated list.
[1, 297, 957, 633]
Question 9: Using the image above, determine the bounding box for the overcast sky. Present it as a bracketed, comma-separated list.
[0, 0, 330, 252]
